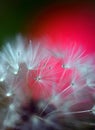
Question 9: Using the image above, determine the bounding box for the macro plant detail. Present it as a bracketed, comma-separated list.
[0, 36, 95, 130]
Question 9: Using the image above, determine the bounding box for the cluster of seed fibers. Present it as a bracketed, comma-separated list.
[0, 36, 95, 130]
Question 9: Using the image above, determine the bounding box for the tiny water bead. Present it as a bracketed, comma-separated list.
[6, 92, 12, 97]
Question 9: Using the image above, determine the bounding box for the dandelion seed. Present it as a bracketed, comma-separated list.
[24, 41, 49, 70]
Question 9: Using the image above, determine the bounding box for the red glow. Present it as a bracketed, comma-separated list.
[25, 4, 95, 99]
[27, 57, 63, 99]
[26, 4, 95, 53]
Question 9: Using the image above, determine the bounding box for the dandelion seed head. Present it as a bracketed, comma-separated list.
[0, 36, 95, 130]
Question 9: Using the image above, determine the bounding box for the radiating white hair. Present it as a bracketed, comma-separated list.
[0, 35, 95, 130]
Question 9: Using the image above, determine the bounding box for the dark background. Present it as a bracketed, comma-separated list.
[0, 0, 95, 45]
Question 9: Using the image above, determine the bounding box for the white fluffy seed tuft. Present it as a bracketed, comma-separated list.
[0, 36, 95, 129]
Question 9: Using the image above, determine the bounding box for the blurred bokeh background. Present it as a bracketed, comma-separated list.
[0, 0, 95, 49]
